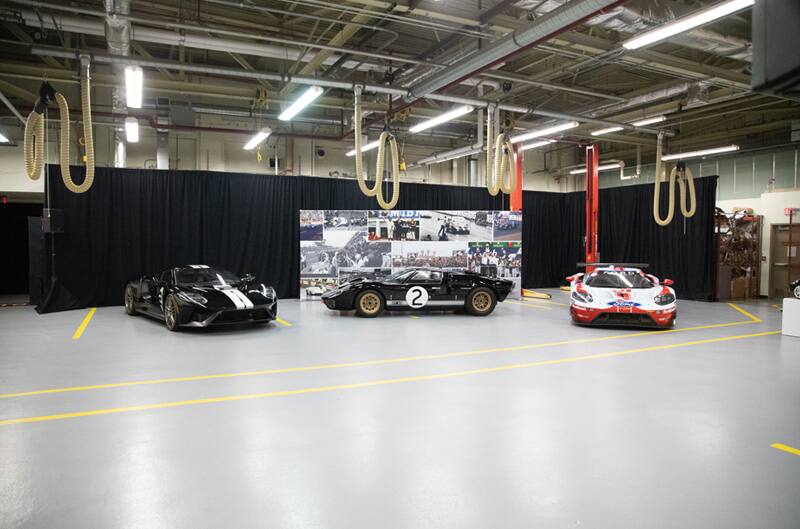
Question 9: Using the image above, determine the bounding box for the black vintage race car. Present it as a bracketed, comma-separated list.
[124, 265, 277, 331]
[321, 267, 514, 317]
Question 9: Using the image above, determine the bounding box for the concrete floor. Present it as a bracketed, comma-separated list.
[0, 292, 798, 528]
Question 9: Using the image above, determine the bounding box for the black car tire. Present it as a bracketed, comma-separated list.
[794, 284, 800, 299]
[355, 290, 385, 317]
[164, 294, 181, 331]
[466, 287, 497, 316]
[124, 285, 137, 315]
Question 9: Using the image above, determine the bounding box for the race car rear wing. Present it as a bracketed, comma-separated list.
[576, 262, 650, 269]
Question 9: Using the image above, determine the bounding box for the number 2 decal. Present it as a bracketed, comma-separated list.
[405, 286, 429, 308]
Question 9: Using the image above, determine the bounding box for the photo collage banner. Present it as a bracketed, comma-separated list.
[299, 210, 522, 299]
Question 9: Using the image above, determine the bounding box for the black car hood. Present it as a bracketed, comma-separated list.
[178, 285, 273, 308]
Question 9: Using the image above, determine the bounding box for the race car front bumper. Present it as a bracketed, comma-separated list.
[570, 304, 675, 328]
[183, 302, 277, 327]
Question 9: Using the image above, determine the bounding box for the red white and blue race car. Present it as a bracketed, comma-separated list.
[567, 265, 677, 328]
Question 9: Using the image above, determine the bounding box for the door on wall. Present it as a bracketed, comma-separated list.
[770, 224, 800, 298]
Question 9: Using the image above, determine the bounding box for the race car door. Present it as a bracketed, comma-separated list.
[402, 269, 455, 309]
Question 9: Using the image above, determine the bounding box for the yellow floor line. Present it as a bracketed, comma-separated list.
[727, 302, 763, 323]
[71, 308, 97, 340]
[523, 297, 570, 307]
[1, 302, 765, 400]
[409, 315, 421, 319]
[275, 317, 292, 327]
[771, 443, 800, 457]
[506, 300, 552, 310]
[0, 330, 779, 427]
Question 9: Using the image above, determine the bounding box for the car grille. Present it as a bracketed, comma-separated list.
[594, 313, 654, 325]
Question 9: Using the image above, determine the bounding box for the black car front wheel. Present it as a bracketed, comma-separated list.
[466, 287, 497, 316]
[794, 284, 800, 299]
[164, 295, 181, 331]
[124, 285, 137, 315]
[355, 290, 385, 317]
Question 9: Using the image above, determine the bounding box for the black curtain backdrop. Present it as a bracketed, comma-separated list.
[41, 165, 506, 311]
[522, 176, 718, 301]
[39, 166, 716, 312]
[0, 202, 42, 295]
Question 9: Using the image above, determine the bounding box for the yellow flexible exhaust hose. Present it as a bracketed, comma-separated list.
[376, 135, 400, 210]
[353, 91, 381, 197]
[653, 132, 696, 226]
[486, 111, 499, 196]
[24, 110, 44, 180]
[23, 67, 95, 193]
[499, 139, 516, 194]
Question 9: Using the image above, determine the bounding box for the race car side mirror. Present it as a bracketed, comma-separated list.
[566, 275, 576, 283]
[241, 273, 255, 283]
[663, 278, 674, 286]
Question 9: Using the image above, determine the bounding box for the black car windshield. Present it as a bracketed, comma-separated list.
[176, 268, 240, 287]
[383, 269, 416, 283]
[584, 270, 653, 289]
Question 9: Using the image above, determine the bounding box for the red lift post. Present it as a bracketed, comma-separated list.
[511, 144, 523, 212]
[585, 144, 599, 273]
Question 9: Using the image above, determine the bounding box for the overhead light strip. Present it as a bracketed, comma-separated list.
[569, 162, 624, 175]
[124, 66, 143, 109]
[622, 0, 755, 50]
[518, 140, 553, 152]
[279, 86, 324, 121]
[510, 121, 578, 144]
[591, 116, 667, 136]
[661, 144, 740, 161]
[124, 117, 139, 143]
[409, 105, 475, 133]
[346, 140, 381, 157]
[243, 127, 272, 151]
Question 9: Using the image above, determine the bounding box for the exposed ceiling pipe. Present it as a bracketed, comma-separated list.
[405, 0, 624, 101]
[29, 46, 670, 136]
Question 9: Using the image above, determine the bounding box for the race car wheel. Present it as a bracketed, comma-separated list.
[466, 287, 496, 316]
[794, 284, 800, 299]
[355, 290, 384, 317]
[124, 285, 137, 315]
[164, 295, 181, 331]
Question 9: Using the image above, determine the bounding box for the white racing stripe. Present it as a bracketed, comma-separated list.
[231, 289, 254, 309]
[218, 288, 246, 309]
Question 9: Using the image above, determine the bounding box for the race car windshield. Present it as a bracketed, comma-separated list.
[384, 269, 416, 283]
[585, 270, 654, 289]
[176, 268, 240, 287]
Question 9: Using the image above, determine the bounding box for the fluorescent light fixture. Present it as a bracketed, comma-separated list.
[346, 140, 381, 157]
[510, 121, 578, 144]
[409, 105, 475, 133]
[124, 117, 139, 143]
[243, 127, 272, 150]
[518, 140, 553, 152]
[660, 144, 739, 161]
[631, 115, 666, 126]
[622, 0, 754, 50]
[591, 126, 624, 136]
[569, 162, 624, 175]
[0, 132, 10, 143]
[124, 66, 143, 109]
[278, 85, 323, 121]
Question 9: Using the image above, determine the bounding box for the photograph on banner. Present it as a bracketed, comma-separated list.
[324, 210, 368, 230]
[392, 241, 469, 269]
[300, 210, 324, 241]
[338, 267, 392, 285]
[468, 242, 522, 293]
[493, 211, 522, 241]
[300, 277, 339, 299]
[368, 210, 420, 241]
[418, 210, 494, 242]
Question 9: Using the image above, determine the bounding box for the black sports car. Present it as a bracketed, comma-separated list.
[792, 278, 800, 299]
[321, 267, 514, 317]
[124, 265, 277, 331]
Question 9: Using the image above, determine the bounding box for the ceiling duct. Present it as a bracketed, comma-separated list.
[405, 0, 623, 101]
[516, 0, 752, 61]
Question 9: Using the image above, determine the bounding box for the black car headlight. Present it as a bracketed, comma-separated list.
[571, 290, 593, 303]
[177, 292, 208, 304]
[654, 293, 675, 305]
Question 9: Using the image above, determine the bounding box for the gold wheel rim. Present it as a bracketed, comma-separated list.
[165, 299, 176, 326]
[473, 292, 491, 312]
[360, 293, 380, 315]
[125, 288, 133, 309]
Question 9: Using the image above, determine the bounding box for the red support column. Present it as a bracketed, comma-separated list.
[585, 144, 599, 272]
[510, 144, 523, 211]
